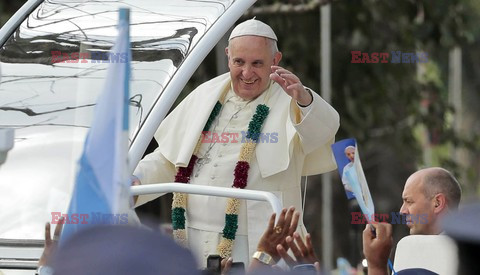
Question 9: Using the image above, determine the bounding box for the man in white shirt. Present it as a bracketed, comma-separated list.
[133, 18, 340, 267]
[399, 167, 461, 235]
[363, 167, 462, 274]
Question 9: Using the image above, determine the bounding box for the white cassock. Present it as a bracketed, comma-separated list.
[342, 162, 354, 193]
[134, 72, 340, 267]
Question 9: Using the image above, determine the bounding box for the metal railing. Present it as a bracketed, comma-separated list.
[131, 182, 283, 221]
[0, 183, 282, 271]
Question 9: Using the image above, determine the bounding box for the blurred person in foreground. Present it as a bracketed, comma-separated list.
[442, 202, 480, 275]
[132, 17, 339, 266]
[51, 225, 198, 275]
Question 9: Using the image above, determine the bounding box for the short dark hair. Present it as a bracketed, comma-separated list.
[422, 168, 462, 210]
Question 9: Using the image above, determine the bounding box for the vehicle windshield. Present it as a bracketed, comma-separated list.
[0, 0, 234, 240]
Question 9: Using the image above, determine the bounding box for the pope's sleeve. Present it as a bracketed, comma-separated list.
[290, 90, 340, 155]
[133, 147, 176, 206]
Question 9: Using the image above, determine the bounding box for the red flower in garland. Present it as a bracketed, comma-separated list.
[174, 155, 198, 183]
[233, 161, 250, 189]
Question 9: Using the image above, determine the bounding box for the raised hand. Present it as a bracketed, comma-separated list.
[256, 207, 300, 262]
[38, 217, 64, 266]
[362, 223, 392, 275]
[276, 232, 320, 269]
[221, 257, 233, 275]
[270, 65, 312, 106]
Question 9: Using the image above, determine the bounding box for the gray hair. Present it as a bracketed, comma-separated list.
[344, 145, 355, 154]
[270, 39, 279, 54]
[227, 37, 279, 56]
[422, 168, 462, 210]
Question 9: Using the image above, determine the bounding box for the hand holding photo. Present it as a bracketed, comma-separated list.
[332, 138, 375, 223]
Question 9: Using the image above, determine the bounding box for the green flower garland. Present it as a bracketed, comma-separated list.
[172, 99, 269, 258]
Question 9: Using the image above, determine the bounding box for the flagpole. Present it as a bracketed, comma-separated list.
[117, 7, 132, 214]
[60, 8, 132, 244]
[321, 3, 333, 272]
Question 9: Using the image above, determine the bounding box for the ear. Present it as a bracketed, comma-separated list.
[273, 51, 282, 65]
[433, 193, 447, 214]
[225, 46, 229, 58]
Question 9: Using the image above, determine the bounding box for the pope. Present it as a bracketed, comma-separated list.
[133, 18, 340, 267]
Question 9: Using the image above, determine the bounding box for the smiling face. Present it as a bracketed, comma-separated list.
[399, 171, 437, 235]
[226, 36, 282, 100]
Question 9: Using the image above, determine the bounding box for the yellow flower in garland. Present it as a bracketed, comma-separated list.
[171, 101, 270, 259]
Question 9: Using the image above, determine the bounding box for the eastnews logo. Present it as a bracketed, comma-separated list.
[51, 212, 129, 225]
[201, 131, 278, 144]
[351, 212, 429, 224]
[351, 51, 428, 63]
[51, 51, 129, 64]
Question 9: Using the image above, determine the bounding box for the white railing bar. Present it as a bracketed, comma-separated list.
[131, 183, 283, 221]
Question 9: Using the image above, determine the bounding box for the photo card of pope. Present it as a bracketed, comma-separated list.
[331, 138, 375, 223]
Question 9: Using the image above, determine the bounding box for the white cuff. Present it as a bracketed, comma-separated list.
[296, 88, 314, 117]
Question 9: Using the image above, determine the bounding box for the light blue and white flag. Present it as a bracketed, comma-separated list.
[60, 8, 131, 243]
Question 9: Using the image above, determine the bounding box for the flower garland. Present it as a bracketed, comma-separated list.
[171, 100, 270, 258]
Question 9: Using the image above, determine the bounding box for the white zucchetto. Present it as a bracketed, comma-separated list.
[229, 18, 277, 41]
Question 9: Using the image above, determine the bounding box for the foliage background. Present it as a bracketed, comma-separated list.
[184, 0, 480, 268]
